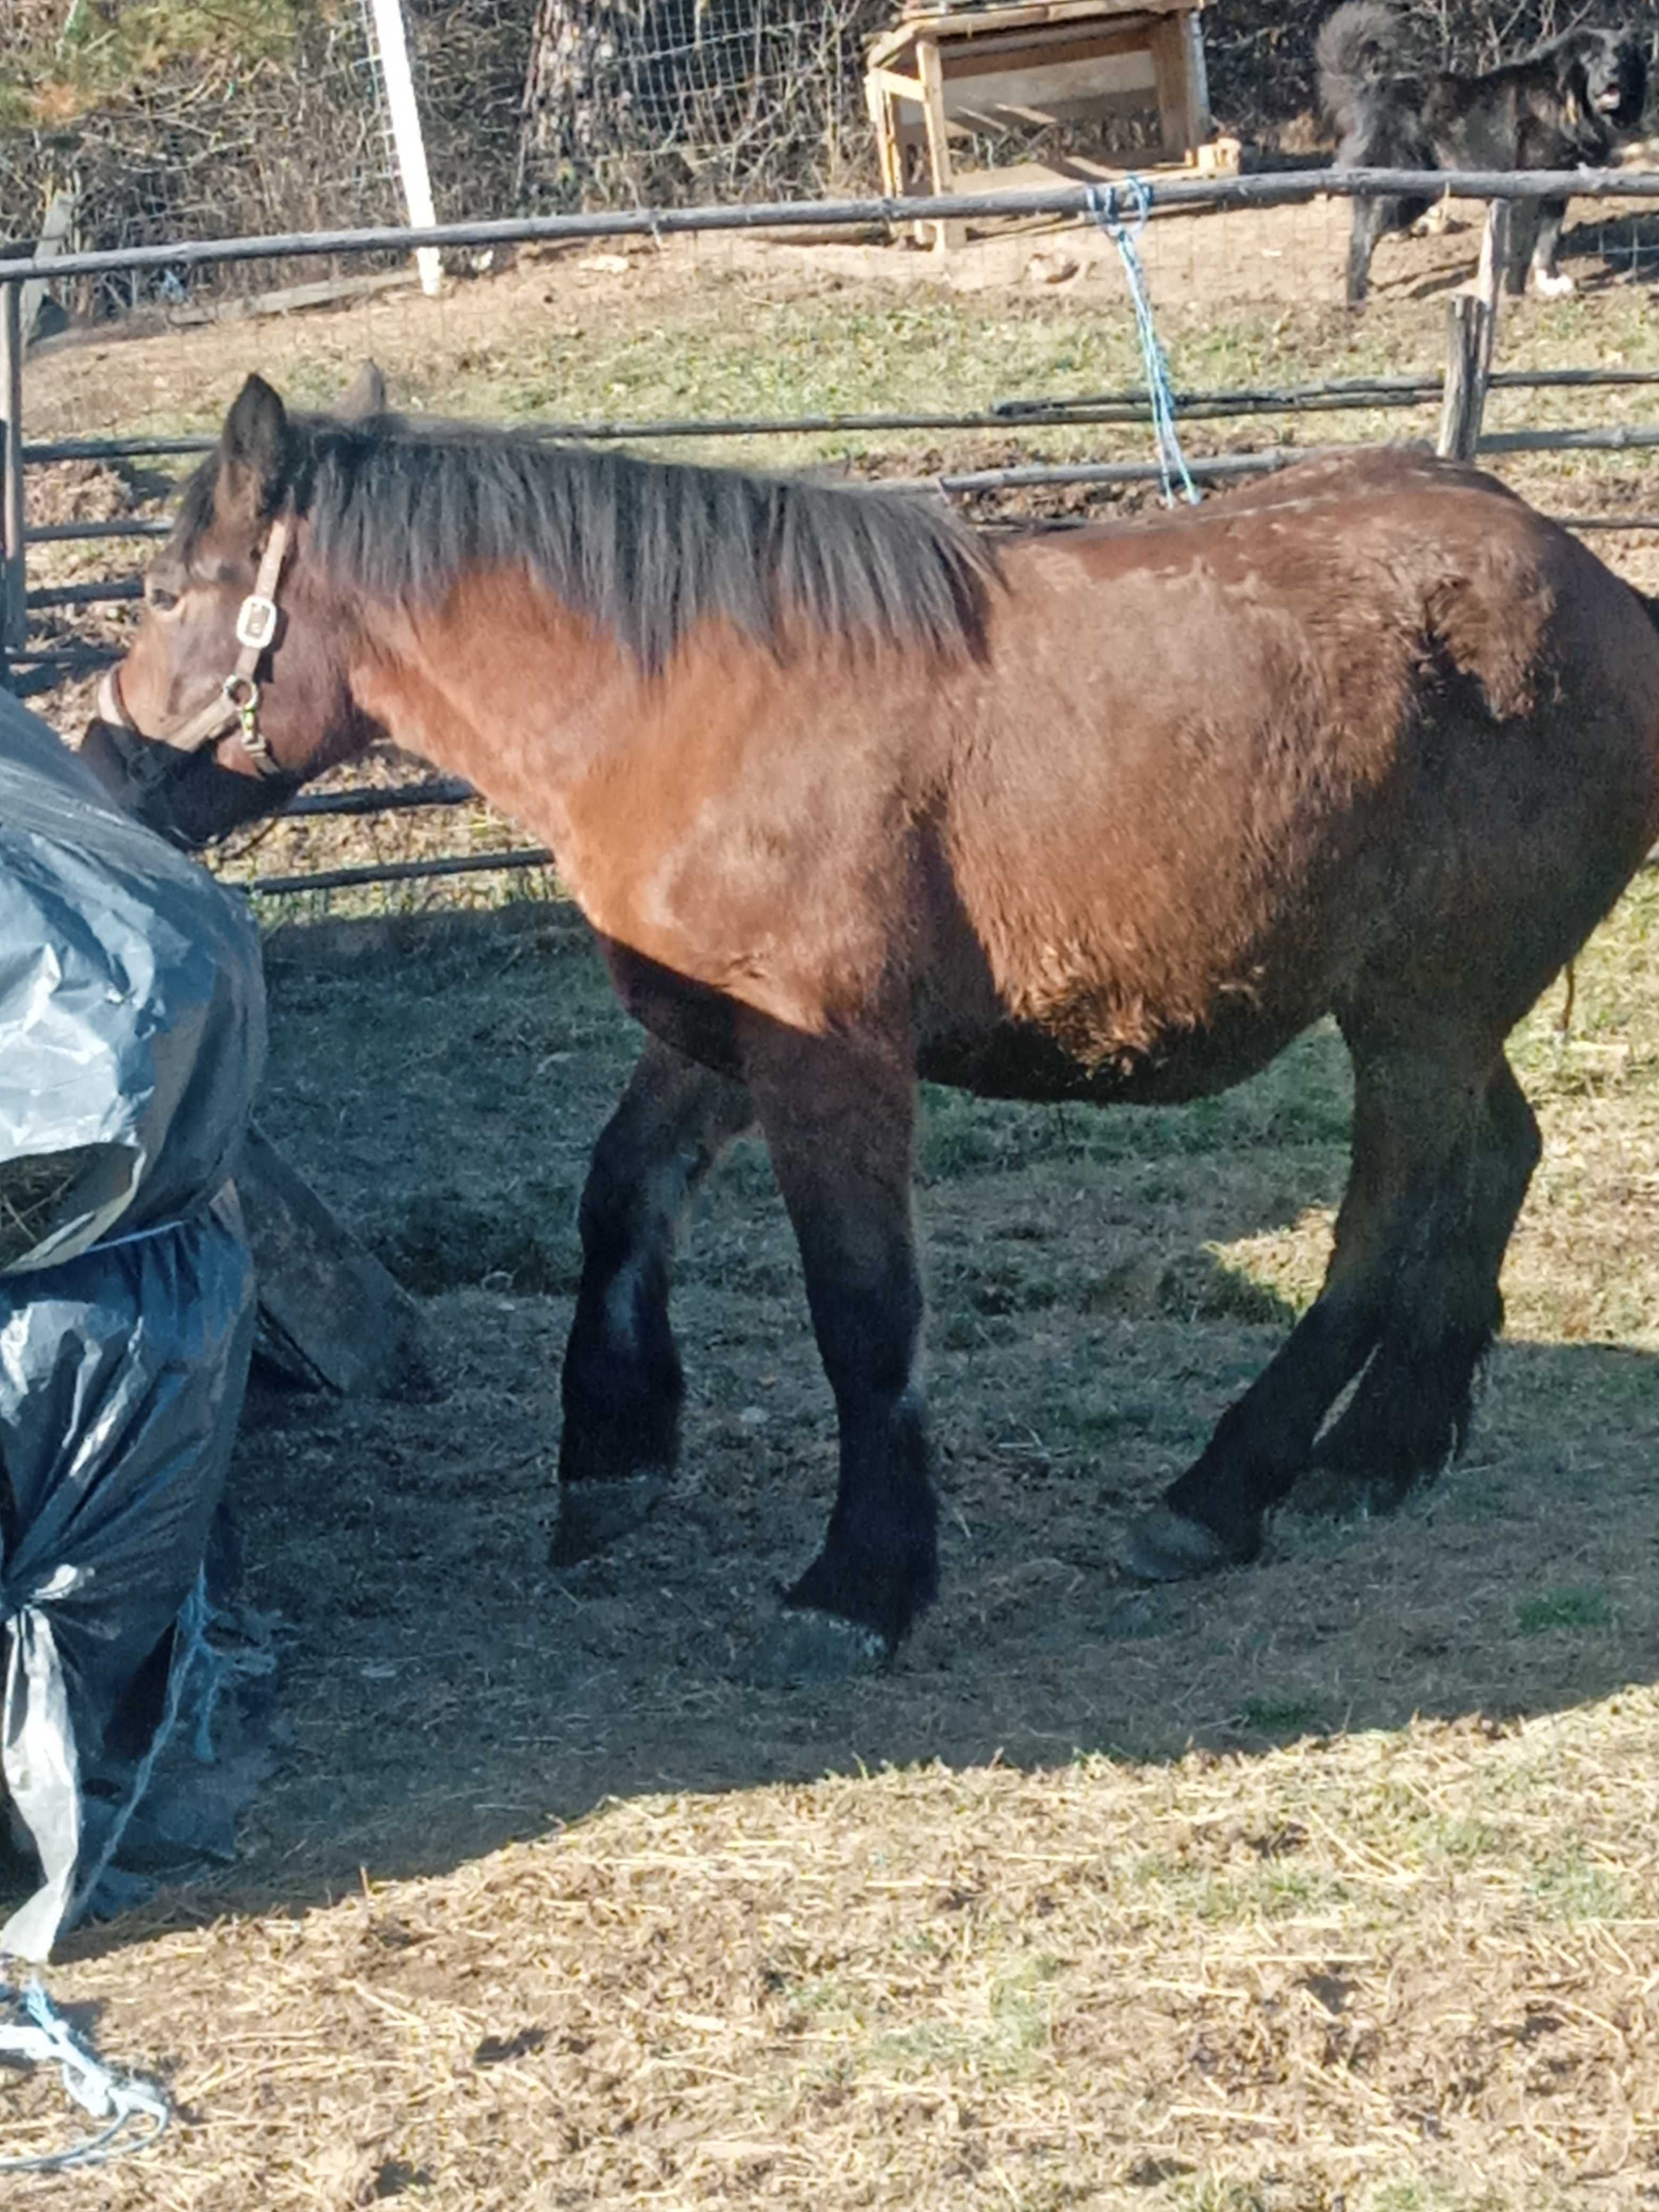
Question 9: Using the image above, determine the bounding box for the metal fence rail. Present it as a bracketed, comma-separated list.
[23, 424, 1659, 611]
[22, 364, 1659, 557]
[3, 164, 1659, 287]
[7, 163, 1658, 895]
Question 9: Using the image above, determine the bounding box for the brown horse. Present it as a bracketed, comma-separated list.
[82, 371, 1659, 1681]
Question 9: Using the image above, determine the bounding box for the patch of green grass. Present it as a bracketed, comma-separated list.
[1528, 1851, 1628, 1923]
[1517, 1588, 1611, 1634]
[1239, 1695, 1323, 1736]
[1431, 1817, 1507, 1862]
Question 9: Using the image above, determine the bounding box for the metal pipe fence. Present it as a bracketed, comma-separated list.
[3, 165, 1659, 288]
[6, 163, 1658, 895]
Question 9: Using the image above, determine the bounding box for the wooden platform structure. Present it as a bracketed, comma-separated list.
[865, 0, 1211, 250]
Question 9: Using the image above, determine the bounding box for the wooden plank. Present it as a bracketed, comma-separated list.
[21, 190, 74, 347]
[1147, 15, 1193, 158]
[868, 64, 926, 101]
[235, 1121, 437, 1400]
[869, 0, 1196, 69]
[894, 0, 1196, 37]
[24, 267, 416, 361]
[866, 71, 901, 198]
[927, 20, 1162, 70]
[1182, 9, 1212, 142]
[941, 53, 1157, 123]
[1437, 295, 1490, 460]
[1440, 198, 1510, 459]
[917, 37, 966, 252]
[0, 283, 24, 675]
[1475, 196, 1511, 347]
[153, 267, 416, 331]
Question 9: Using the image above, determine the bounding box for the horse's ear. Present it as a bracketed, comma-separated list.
[339, 360, 387, 419]
[217, 373, 289, 523]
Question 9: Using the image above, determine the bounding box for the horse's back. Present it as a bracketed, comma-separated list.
[926, 451, 1659, 1097]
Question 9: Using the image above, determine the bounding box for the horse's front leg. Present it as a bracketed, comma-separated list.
[744, 1033, 937, 1684]
[552, 1036, 753, 1564]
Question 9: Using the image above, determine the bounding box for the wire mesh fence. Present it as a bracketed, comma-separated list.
[5, 0, 1658, 329]
[515, 0, 890, 211]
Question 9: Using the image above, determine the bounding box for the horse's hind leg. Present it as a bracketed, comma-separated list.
[552, 1037, 753, 1565]
[744, 1037, 936, 1682]
[1300, 1051, 1539, 1516]
[1124, 1030, 1531, 1581]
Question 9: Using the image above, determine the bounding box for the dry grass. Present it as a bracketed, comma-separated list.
[24, 1699, 1659, 2209]
[2, 879, 1650, 2209]
[0, 1148, 87, 1266]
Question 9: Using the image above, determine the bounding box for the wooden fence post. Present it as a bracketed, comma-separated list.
[21, 189, 76, 346]
[236, 1121, 438, 1400]
[0, 281, 26, 689]
[1437, 198, 1510, 463]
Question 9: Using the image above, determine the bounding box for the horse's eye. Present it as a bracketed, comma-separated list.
[147, 585, 179, 613]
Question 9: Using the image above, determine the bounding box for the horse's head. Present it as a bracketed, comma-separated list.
[81, 365, 388, 847]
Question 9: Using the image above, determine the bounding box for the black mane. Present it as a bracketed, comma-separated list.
[186, 413, 998, 673]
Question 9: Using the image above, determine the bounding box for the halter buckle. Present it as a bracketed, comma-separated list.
[234, 593, 280, 652]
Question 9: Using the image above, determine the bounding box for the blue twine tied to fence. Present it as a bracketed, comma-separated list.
[0, 1978, 170, 2172]
[1086, 177, 1200, 508]
[0, 1565, 239, 2174]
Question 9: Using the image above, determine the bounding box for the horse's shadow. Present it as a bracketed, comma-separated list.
[37, 923, 1659, 1953]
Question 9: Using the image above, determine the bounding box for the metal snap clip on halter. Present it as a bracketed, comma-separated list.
[222, 672, 267, 755]
[233, 593, 280, 653]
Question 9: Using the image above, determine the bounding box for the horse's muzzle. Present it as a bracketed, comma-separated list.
[78, 712, 149, 810]
[77, 678, 200, 846]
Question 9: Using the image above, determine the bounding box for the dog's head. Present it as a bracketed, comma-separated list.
[1570, 29, 1649, 132]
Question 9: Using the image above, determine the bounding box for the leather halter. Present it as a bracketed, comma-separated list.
[97, 508, 294, 778]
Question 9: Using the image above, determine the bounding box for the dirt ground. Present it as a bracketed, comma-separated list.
[216, 895, 1659, 1861]
[7, 194, 1659, 2206]
[7, 875, 1655, 2208]
[20, 182, 1659, 443]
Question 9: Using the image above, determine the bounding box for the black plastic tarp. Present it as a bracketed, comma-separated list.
[0, 693, 265, 1960]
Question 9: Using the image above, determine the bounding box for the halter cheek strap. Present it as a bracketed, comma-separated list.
[100, 510, 295, 777]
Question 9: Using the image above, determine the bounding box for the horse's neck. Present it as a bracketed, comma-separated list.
[349, 575, 647, 836]
[346, 576, 790, 882]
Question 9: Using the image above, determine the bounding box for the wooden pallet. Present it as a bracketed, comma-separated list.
[866, 0, 1210, 249]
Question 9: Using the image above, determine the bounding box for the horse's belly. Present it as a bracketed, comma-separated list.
[916, 1000, 1312, 1107]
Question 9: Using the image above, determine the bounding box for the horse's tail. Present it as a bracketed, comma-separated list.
[1316, 2, 1410, 132]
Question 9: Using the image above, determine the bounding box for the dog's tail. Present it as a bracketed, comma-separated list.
[1316, 3, 1411, 133]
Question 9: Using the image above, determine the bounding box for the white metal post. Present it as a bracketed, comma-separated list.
[367, 0, 442, 298]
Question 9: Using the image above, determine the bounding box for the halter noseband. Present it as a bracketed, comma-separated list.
[97, 507, 295, 779]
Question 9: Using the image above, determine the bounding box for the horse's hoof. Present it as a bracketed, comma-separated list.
[744, 1608, 890, 1688]
[1122, 1504, 1247, 1583]
[549, 1472, 671, 1566]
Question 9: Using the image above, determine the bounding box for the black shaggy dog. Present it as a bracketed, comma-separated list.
[1317, 3, 1650, 305]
